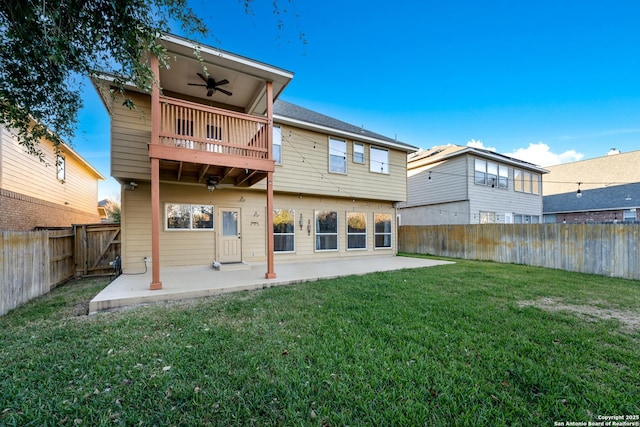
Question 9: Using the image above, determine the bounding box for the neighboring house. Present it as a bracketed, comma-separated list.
[543, 149, 640, 223]
[543, 182, 640, 223]
[0, 124, 104, 230]
[92, 33, 417, 289]
[543, 149, 640, 195]
[398, 145, 548, 225]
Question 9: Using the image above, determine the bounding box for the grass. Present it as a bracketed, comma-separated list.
[1, 257, 639, 426]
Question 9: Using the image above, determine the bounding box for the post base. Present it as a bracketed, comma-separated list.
[149, 281, 163, 290]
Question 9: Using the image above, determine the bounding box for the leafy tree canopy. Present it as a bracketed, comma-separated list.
[0, 0, 240, 158]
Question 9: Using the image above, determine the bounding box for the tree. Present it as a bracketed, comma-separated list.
[1, 0, 301, 158]
[102, 198, 121, 223]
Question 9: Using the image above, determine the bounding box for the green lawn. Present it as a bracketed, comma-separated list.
[1, 257, 639, 426]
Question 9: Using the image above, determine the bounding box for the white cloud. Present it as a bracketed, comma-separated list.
[466, 139, 496, 151]
[505, 142, 583, 167]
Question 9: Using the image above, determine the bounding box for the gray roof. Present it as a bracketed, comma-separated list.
[543, 182, 640, 213]
[273, 100, 417, 152]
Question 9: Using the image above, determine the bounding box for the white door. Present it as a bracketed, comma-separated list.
[219, 208, 242, 263]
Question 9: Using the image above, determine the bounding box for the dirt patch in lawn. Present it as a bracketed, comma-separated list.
[518, 298, 640, 332]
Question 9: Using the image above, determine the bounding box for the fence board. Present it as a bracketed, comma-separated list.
[399, 224, 640, 280]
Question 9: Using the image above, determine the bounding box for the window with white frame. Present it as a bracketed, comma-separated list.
[374, 213, 392, 248]
[315, 210, 338, 251]
[347, 212, 367, 250]
[273, 125, 282, 165]
[273, 208, 294, 252]
[353, 143, 365, 164]
[480, 211, 497, 223]
[623, 209, 637, 222]
[513, 169, 541, 194]
[370, 147, 389, 174]
[498, 165, 509, 189]
[474, 159, 487, 185]
[56, 155, 65, 181]
[513, 214, 539, 224]
[166, 204, 214, 230]
[329, 137, 347, 174]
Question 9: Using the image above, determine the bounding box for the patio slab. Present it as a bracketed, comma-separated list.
[89, 255, 453, 314]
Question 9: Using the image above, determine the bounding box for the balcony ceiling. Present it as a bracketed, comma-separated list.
[158, 34, 294, 115]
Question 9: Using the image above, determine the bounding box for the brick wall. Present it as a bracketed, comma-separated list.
[559, 209, 638, 223]
[0, 188, 100, 230]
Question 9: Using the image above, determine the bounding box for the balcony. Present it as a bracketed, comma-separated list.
[148, 96, 274, 187]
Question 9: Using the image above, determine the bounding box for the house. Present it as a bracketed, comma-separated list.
[543, 182, 640, 223]
[543, 149, 640, 196]
[0, 124, 105, 230]
[398, 144, 548, 225]
[542, 149, 640, 223]
[91, 33, 417, 289]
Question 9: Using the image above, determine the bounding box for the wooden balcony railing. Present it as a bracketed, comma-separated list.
[158, 96, 270, 159]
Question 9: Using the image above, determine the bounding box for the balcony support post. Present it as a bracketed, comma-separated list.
[149, 54, 163, 290]
[265, 81, 276, 279]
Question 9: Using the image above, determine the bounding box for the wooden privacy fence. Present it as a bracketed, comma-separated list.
[1, 223, 121, 316]
[399, 224, 640, 280]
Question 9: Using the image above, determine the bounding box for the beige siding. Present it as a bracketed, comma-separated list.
[268, 125, 408, 202]
[110, 91, 153, 181]
[1, 126, 100, 215]
[120, 182, 397, 270]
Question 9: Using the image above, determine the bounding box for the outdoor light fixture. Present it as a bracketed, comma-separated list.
[576, 182, 582, 198]
[206, 177, 217, 192]
[307, 219, 311, 236]
[124, 181, 138, 191]
[299, 213, 304, 230]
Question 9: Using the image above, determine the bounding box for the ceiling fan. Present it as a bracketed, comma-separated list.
[188, 73, 232, 97]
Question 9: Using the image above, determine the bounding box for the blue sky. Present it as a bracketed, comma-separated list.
[72, 0, 640, 199]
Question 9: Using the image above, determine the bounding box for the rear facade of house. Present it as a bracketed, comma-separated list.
[94, 34, 416, 284]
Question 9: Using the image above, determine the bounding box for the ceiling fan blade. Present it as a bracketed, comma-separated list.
[215, 79, 229, 86]
[196, 72, 208, 83]
[216, 88, 233, 96]
[188, 83, 207, 86]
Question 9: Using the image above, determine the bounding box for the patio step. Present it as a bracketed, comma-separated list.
[214, 262, 251, 272]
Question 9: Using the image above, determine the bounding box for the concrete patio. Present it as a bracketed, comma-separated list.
[89, 255, 453, 314]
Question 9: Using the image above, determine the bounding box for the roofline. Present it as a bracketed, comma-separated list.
[60, 142, 105, 180]
[544, 206, 639, 214]
[161, 34, 294, 81]
[410, 145, 548, 173]
[274, 114, 419, 153]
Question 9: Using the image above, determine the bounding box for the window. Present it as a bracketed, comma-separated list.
[498, 165, 508, 189]
[353, 143, 365, 164]
[273, 208, 295, 252]
[56, 155, 65, 181]
[370, 147, 389, 174]
[347, 212, 367, 250]
[487, 162, 498, 187]
[374, 213, 392, 248]
[480, 211, 496, 224]
[206, 124, 222, 141]
[531, 174, 540, 194]
[315, 210, 338, 251]
[523, 172, 532, 193]
[474, 159, 486, 185]
[513, 214, 539, 224]
[514, 169, 523, 192]
[329, 137, 347, 174]
[166, 204, 214, 230]
[273, 125, 282, 165]
[623, 209, 637, 222]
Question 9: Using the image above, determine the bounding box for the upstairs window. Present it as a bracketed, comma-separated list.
[498, 165, 509, 189]
[474, 159, 486, 185]
[353, 143, 365, 164]
[370, 147, 389, 174]
[273, 125, 282, 165]
[329, 138, 347, 174]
